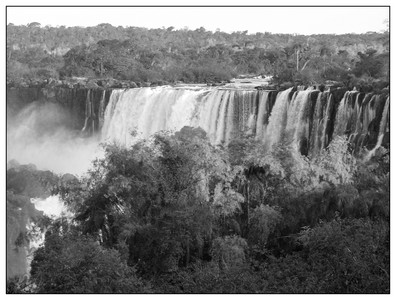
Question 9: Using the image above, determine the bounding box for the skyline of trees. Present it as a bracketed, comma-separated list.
[7, 24, 389, 88]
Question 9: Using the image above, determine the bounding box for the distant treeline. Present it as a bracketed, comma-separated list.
[7, 23, 389, 88]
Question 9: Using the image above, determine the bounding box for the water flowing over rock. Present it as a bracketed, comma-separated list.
[101, 86, 389, 155]
[333, 91, 389, 152]
[7, 85, 389, 164]
[367, 95, 390, 158]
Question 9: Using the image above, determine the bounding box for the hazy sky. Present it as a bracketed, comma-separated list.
[7, 6, 389, 35]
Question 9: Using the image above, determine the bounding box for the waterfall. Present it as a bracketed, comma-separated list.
[309, 92, 335, 156]
[102, 87, 271, 146]
[81, 90, 96, 135]
[263, 88, 293, 150]
[310, 92, 325, 155]
[367, 96, 390, 158]
[98, 89, 107, 130]
[285, 90, 314, 154]
[376, 96, 390, 148]
[198, 90, 226, 143]
[101, 86, 389, 155]
[333, 91, 359, 137]
[102, 87, 209, 146]
[224, 90, 236, 142]
[255, 91, 271, 140]
[362, 94, 377, 134]
[214, 90, 230, 144]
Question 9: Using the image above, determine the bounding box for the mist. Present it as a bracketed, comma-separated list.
[7, 101, 104, 176]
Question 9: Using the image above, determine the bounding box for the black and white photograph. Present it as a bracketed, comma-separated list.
[5, 2, 391, 294]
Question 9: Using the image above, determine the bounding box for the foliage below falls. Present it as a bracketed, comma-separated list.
[7, 126, 389, 293]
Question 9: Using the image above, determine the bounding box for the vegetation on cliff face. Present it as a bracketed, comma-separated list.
[7, 127, 388, 293]
[7, 24, 389, 88]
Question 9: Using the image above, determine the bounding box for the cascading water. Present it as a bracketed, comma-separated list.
[333, 90, 360, 137]
[334, 91, 389, 152]
[196, 89, 266, 144]
[261, 88, 293, 150]
[101, 86, 389, 156]
[98, 89, 107, 130]
[309, 92, 335, 156]
[255, 90, 272, 140]
[102, 87, 274, 146]
[8, 84, 388, 169]
[377, 96, 390, 146]
[367, 95, 390, 157]
[285, 90, 315, 154]
[102, 87, 209, 146]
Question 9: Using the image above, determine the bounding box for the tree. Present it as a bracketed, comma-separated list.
[60, 127, 244, 274]
[30, 222, 151, 293]
[352, 49, 389, 80]
[28, 22, 41, 28]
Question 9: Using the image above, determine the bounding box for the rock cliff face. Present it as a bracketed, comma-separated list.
[7, 86, 111, 133]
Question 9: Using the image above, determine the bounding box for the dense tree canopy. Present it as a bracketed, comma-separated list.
[7, 24, 389, 87]
[6, 126, 388, 293]
[30, 223, 151, 293]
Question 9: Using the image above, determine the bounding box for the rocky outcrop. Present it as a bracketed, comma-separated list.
[7, 86, 111, 134]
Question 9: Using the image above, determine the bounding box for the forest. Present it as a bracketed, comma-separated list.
[7, 128, 390, 293]
[7, 23, 389, 89]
